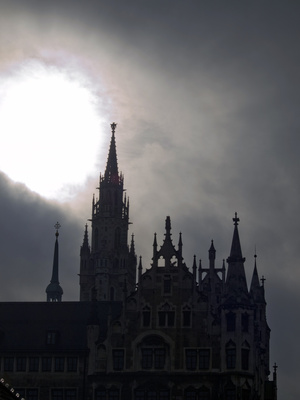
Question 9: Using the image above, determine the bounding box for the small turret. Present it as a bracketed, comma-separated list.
[46, 222, 63, 302]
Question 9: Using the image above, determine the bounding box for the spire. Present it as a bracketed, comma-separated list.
[46, 222, 63, 302]
[130, 234, 135, 254]
[80, 224, 90, 256]
[104, 122, 119, 184]
[250, 253, 266, 303]
[227, 212, 245, 263]
[209, 240, 216, 269]
[225, 213, 249, 302]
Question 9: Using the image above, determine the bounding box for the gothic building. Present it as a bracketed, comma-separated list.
[0, 123, 277, 400]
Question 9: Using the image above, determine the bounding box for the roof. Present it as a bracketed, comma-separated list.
[0, 301, 122, 352]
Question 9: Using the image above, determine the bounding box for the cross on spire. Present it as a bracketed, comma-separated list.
[233, 212, 239, 226]
[54, 222, 61, 237]
[111, 122, 117, 134]
[261, 275, 266, 286]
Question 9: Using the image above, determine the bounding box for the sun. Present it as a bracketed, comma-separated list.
[0, 59, 107, 200]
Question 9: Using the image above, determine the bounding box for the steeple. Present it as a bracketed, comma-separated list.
[79, 123, 136, 302]
[104, 122, 120, 185]
[225, 213, 249, 302]
[46, 222, 63, 302]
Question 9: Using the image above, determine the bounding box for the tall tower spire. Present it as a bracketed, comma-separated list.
[46, 222, 63, 302]
[79, 123, 136, 302]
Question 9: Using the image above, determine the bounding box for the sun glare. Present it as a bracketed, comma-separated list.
[0, 59, 106, 200]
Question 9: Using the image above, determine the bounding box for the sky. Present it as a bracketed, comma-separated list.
[0, 0, 299, 397]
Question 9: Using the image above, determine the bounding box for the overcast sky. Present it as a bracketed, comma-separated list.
[0, 1, 299, 397]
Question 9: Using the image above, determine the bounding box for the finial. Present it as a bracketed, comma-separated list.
[233, 212, 239, 226]
[111, 122, 117, 134]
[261, 275, 266, 286]
[273, 362, 278, 373]
[54, 222, 61, 237]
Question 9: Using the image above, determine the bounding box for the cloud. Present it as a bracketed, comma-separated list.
[0, 1, 299, 397]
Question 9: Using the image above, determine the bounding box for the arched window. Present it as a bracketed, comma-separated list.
[142, 306, 151, 327]
[158, 303, 175, 327]
[140, 335, 169, 370]
[226, 340, 236, 369]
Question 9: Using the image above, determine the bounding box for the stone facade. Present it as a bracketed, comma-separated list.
[0, 123, 277, 400]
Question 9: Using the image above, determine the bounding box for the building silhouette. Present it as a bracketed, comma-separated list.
[0, 123, 277, 400]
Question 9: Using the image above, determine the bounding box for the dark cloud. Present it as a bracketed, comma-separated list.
[0, 1, 299, 398]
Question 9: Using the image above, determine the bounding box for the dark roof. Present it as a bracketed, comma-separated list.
[0, 301, 122, 352]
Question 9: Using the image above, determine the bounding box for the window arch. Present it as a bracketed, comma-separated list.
[226, 340, 236, 369]
[139, 335, 169, 371]
[158, 303, 175, 327]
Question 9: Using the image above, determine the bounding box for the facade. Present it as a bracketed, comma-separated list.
[0, 123, 277, 400]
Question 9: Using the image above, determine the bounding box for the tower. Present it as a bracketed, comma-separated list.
[46, 222, 63, 302]
[79, 123, 137, 301]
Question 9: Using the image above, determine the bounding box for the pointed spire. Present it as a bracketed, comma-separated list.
[250, 253, 266, 303]
[104, 122, 119, 184]
[193, 255, 197, 279]
[46, 222, 63, 302]
[227, 212, 245, 263]
[209, 240, 216, 269]
[80, 224, 90, 256]
[250, 254, 260, 291]
[225, 213, 248, 302]
[130, 234, 135, 254]
[138, 256, 143, 283]
[165, 216, 172, 240]
[178, 232, 183, 258]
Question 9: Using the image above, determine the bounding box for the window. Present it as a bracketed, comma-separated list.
[242, 313, 249, 332]
[67, 357, 78, 372]
[226, 348, 236, 369]
[186, 349, 197, 370]
[226, 313, 236, 332]
[16, 389, 38, 400]
[42, 357, 52, 371]
[65, 389, 77, 400]
[55, 357, 64, 372]
[141, 348, 166, 370]
[225, 388, 236, 400]
[135, 388, 169, 400]
[142, 306, 151, 327]
[29, 357, 39, 372]
[112, 349, 124, 370]
[27, 389, 38, 400]
[16, 357, 26, 371]
[47, 331, 58, 345]
[242, 348, 249, 370]
[185, 388, 197, 400]
[4, 357, 14, 371]
[141, 348, 153, 369]
[154, 348, 166, 369]
[95, 388, 106, 400]
[199, 349, 210, 369]
[185, 349, 210, 370]
[108, 388, 119, 400]
[199, 387, 210, 400]
[158, 303, 175, 327]
[52, 389, 63, 400]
